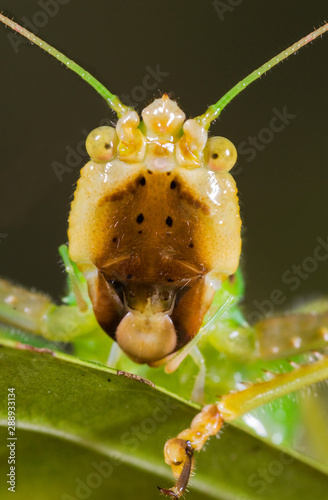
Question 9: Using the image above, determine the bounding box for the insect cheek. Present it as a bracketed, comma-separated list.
[115, 311, 177, 364]
[204, 136, 237, 172]
[85, 126, 118, 162]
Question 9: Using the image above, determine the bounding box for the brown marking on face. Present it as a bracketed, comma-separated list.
[88, 271, 124, 336]
[170, 277, 211, 348]
[85, 170, 216, 350]
[69, 155, 241, 363]
[93, 171, 208, 280]
[97, 174, 146, 206]
[174, 180, 210, 215]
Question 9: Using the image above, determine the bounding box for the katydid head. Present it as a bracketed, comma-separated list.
[76, 94, 241, 367]
[70, 98, 242, 364]
[1, 13, 327, 368]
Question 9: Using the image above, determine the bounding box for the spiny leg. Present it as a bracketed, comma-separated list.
[164, 295, 236, 402]
[0, 246, 99, 343]
[210, 300, 328, 362]
[0, 278, 98, 342]
[164, 297, 328, 404]
[160, 354, 328, 497]
[255, 302, 328, 359]
[160, 405, 223, 497]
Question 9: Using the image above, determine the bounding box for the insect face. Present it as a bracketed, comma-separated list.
[1, 14, 328, 500]
[68, 95, 241, 364]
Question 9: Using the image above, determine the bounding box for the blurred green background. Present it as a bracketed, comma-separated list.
[0, 0, 327, 319]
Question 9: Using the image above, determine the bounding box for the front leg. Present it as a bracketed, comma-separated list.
[0, 245, 99, 343]
[210, 299, 328, 362]
[160, 353, 328, 497]
[256, 301, 328, 359]
[0, 278, 98, 342]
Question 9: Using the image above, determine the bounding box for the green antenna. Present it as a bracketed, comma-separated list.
[0, 13, 132, 117]
[197, 23, 328, 129]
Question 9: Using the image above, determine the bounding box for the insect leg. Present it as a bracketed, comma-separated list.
[165, 295, 236, 373]
[255, 302, 328, 359]
[208, 300, 328, 362]
[160, 405, 223, 498]
[0, 278, 98, 342]
[160, 354, 328, 497]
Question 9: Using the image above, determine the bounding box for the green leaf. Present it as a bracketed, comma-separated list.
[1, 338, 328, 500]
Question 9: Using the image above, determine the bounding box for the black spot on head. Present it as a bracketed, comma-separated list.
[212, 153, 219, 159]
[108, 378, 111, 382]
[140, 177, 146, 186]
[104, 143, 111, 150]
[166, 171, 171, 176]
[189, 242, 194, 248]
[170, 181, 176, 189]
[112, 237, 117, 243]
[138, 230, 142, 234]
[136, 213, 144, 224]
[167, 278, 174, 282]
[166, 216, 173, 227]
[147, 169, 153, 175]
[127, 274, 132, 279]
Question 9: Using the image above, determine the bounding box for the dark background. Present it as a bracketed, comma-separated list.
[0, 0, 327, 321]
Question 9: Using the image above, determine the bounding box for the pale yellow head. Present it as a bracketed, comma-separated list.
[70, 95, 241, 365]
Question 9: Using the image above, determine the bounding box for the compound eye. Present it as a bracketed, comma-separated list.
[204, 136, 237, 172]
[86, 126, 118, 162]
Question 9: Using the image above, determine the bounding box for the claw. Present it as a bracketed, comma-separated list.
[158, 440, 194, 498]
[160, 406, 223, 497]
